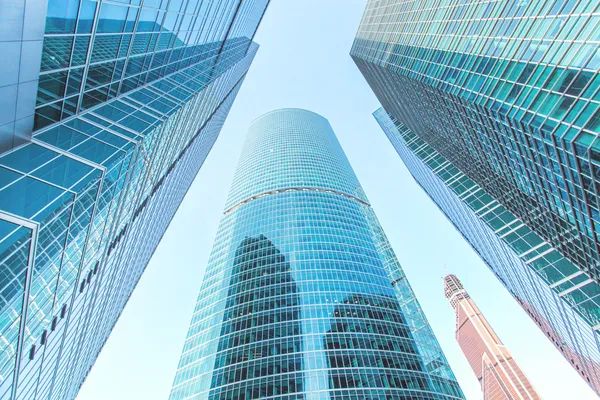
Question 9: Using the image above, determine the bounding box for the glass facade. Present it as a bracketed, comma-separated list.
[351, 0, 600, 394]
[169, 109, 464, 400]
[0, 1, 269, 399]
[374, 108, 600, 395]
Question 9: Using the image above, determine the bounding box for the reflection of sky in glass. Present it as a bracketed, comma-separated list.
[352, 0, 600, 396]
[0, 0, 268, 398]
[170, 109, 465, 400]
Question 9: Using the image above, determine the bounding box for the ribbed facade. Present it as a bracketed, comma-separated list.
[352, 0, 600, 394]
[444, 275, 541, 400]
[0, 1, 269, 399]
[169, 109, 465, 400]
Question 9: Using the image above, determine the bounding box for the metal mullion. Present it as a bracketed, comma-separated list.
[143, 0, 172, 86]
[503, 119, 564, 254]
[0, 165, 75, 198]
[34, 97, 63, 111]
[8, 213, 39, 400]
[120, 97, 167, 119]
[86, 112, 145, 140]
[120, 98, 167, 122]
[28, 180, 81, 398]
[55, 171, 108, 390]
[555, 133, 596, 268]
[38, 66, 74, 77]
[115, 0, 146, 96]
[74, 1, 102, 115]
[568, 138, 600, 278]
[45, 141, 141, 398]
[193, 0, 218, 46]
[82, 142, 164, 358]
[178, 0, 203, 46]
[78, 116, 138, 145]
[59, 0, 92, 122]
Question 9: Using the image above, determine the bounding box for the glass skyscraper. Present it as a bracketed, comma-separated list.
[350, 0, 600, 394]
[0, 1, 269, 399]
[169, 109, 465, 400]
[443, 274, 541, 399]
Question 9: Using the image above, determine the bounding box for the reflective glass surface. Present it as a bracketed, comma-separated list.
[170, 109, 465, 400]
[0, 1, 269, 399]
[36, 0, 269, 130]
[351, 0, 600, 395]
[375, 108, 600, 395]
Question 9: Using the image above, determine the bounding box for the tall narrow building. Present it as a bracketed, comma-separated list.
[351, 0, 600, 393]
[0, 1, 270, 399]
[169, 109, 465, 400]
[444, 274, 541, 400]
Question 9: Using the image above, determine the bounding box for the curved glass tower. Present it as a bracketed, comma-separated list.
[170, 109, 464, 400]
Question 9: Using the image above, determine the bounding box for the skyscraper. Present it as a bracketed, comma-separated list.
[351, 0, 600, 393]
[444, 274, 541, 400]
[0, 1, 269, 399]
[169, 108, 465, 400]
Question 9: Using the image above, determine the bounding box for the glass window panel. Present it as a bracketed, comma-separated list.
[77, 0, 98, 33]
[34, 102, 63, 130]
[41, 36, 74, 72]
[131, 34, 152, 55]
[125, 7, 139, 32]
[125, 55, 145, 76]
[85, 61, 116, 90]
[94, 104, 129, 123]
[162, 12, 178, 32]
[109, 82, 119, 98]
[32, 154, 95, 190]
[120, 76, 140, 93]
[0, 143, 58, 175]
[113, 60, 126, 82]
[97, 3, 128, 33]
[35, 124, 86, 151]
[71, 36, 90, 67]
[65, 118, 101, 136]
[118, 34, 133, 58]
[62, 96, 78, 117]
[138, 10, 159, 32]
[45, 0, 79, 34]
[67, 68, 84, 95]
[37, 71, 68, 104]
[91, 35, 121, 63]
[81, 88, 109, 110]
[111, 100, 136, 114]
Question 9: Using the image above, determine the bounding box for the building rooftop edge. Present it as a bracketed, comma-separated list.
[250, 108, 328, 124]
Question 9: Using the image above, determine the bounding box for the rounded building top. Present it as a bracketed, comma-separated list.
[225, 109, 366, 210]
[251, 108, 328, 123]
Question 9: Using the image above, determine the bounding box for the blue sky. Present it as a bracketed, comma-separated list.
[76, 1, 598, 399]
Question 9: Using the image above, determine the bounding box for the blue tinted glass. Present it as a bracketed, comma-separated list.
[138, 10, 159, 32]
[0, 1, 269, 398]
[77, 0, 97, 33]
[97, 3, 128, 33]
[45, 0, 80, 33]
[169, 110, 464, 400]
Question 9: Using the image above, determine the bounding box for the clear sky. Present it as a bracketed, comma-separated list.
[76, 1, 598, 399]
